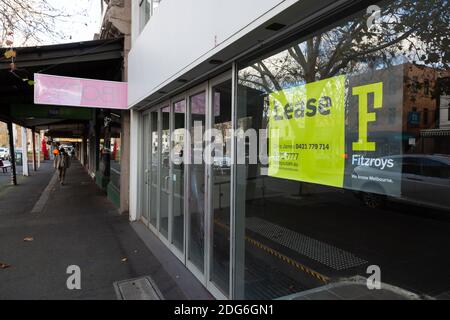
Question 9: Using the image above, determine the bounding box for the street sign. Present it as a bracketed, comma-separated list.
[34, 73, 128, 110]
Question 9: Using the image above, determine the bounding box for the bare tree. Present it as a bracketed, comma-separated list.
[0, 0, 74, 46]
[240, 0, 450, 94]
[0, 123, 8, 147]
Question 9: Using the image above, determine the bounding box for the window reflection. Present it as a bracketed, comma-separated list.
[210, 80, 232, 297]
[172, 100, 186, 253]
[160, 106, 170, 238]
[150, 111, 158, 227]
[188, 92, 206, 273]
[139, 0, 151, 32]
[236, 0, 450, 300]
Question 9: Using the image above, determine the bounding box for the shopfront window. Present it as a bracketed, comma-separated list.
[110, 135, 121, 191]
[172, 99, 186, 253]
[150, 111, 158, 227]
[139, 0, 151, 32]
[236, 0, 450, 300]
[210, 79, 233, 297]
[139, 0, 163, 32]
[188, 91, 207, 273]
[160, 106, 170, 239]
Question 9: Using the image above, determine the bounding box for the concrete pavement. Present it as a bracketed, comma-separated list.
[0, 160, 188, 300]
[2, 160, 443, 300]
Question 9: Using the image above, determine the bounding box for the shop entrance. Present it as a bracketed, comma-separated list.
[141, 110, 160, 231]
[140, 73, 233, 299]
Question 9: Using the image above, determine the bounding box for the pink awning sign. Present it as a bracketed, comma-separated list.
[34, 73, 128, 110]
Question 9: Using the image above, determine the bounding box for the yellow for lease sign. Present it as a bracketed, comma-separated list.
[268, 75, 346, 188]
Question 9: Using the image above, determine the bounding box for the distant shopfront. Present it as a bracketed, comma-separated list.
[130, 0, 450, 300]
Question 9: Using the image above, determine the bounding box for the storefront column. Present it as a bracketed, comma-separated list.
[32, 129, 37, 171]
[7, 121, 17, 186]
[129, 109, 140, 221]
[37, 131, 41, 169]
[22, 127, 29, 177]
[81, 136, 86, 166]
[120, 110, 131, 214]
[95, 125, 100, 173]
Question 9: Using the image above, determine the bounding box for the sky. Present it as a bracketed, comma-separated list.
[44, 0, 103, 45]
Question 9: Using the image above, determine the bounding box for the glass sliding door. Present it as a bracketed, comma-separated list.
[140, 75, 234, 299]
[160, 106, 171, 239]
[188, 90, 207, 274]
[142, 113, 151, 222]
[208, 78, 232, 297]
[172, 99, 186, 254]
[149, 111, 158, 228]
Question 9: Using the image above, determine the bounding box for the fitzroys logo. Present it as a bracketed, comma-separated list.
[352, 155, 395, 170]
[352, 82, 383, 152]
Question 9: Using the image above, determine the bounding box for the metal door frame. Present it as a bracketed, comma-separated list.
[185, 82, 209, 285]
[140, 112, 151, 226]
[205, 72, 233, 300]
[169, 93, 188, 263]
[157, 103, 172, 248]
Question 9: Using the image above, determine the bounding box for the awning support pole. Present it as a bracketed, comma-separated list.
[7, 121, 17, 186]
[32, 128, 37, 171]
[22, 127, 29, 177]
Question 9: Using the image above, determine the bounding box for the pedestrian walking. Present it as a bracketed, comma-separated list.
[54, 148, 70, 185]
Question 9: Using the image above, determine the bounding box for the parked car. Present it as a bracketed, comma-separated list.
[0, 147, 10, 160]
[352, 154, 450, 211]
[213, 155, 232, 168]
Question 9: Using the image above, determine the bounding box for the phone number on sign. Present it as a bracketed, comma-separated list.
[296, 143, 330, 150]
[273, 152, 299, 161]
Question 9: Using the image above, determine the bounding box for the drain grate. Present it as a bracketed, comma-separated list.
[246, 217, 367, 271]
[113, 276, 164, 300]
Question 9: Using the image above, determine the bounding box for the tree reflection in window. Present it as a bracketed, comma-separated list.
[240, 0, 449, 94]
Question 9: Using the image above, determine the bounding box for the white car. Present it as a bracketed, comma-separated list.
[213, 156, 232, 168]
[353, 154, 450, 211]
[0, 147, 10, 160]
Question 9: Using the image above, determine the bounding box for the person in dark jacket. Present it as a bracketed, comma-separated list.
[54, 148, 71, 185]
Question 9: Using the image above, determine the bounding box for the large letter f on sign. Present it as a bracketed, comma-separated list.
[352, 82, 383, 152]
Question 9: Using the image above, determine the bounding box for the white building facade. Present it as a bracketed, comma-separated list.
[127, 0, 450, 300]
